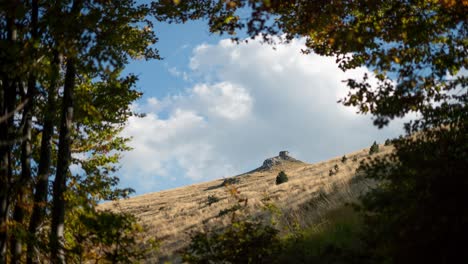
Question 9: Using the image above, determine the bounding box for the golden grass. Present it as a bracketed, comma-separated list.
[99, 145, 392, 263]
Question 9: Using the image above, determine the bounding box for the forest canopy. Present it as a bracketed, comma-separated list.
[1, 1, 158, 263]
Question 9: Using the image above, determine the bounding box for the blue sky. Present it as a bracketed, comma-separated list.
[124, 21, 213, 97]
[117, 18, 405, 195]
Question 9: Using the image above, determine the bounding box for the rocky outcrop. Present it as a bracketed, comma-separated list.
[252, 151, 302, 172]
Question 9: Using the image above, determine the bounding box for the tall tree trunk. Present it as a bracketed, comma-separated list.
[11, 1, 38, 262]
[10, 79, 34, 263]
[0, 71, 17, 264]
[0, 80, 9, 264]
[27, 51, 59, 264]
[50, 58, 75, 264]
[0, 82, 10, 264]
[0, 4, 18, 262]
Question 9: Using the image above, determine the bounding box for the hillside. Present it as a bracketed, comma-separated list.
[99, 146, 392, 263]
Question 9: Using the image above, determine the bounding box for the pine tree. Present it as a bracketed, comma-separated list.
[369, 141, 379, 155]
[275, 171, 289, 185]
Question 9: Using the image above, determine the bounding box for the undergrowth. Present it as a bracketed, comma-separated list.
[184, 179, 370, 263]
[278, 206, 369, 264]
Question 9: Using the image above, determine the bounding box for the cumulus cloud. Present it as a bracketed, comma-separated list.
[120, 38, 404, 194]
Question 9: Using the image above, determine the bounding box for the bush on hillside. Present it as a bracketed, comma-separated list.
[68, 210, 159, 263]
[357, 125, 468, 263]
[183, 220, 281, 264]
[276, 171, 289, 185]
[207, 195, 220, 206]
[369, 141, 379, 155]
[341, 155, 348, 163]
[334, 164, 339, 172]
[278, 206, 370, 264]
[222, 177, 240, 186]
[329, 164, 339, 176]
[218, 204, 242, 217]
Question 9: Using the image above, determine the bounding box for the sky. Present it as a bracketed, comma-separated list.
[117, 19, 406, 195]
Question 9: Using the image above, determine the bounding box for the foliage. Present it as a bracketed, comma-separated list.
[275, 171, 289, 185]
[218, 204, 243, 218]
[66, 209, 159, 263]
[222, 177, 240, 186]
[279, 206, 370, 264]
[261, 202, 282, 227]
[217, 183, 249, 220]
[153, 0, 467, 126]
[329, 164, 339, 176]
[368, 141, 379, 155]
[0, 0, 160, 262]
[187, 179, 281, 263]
[356, 122, 468, 263]
[384, 139, 392, 146]
[183, 220, 281, 264]
[341, 155, 348, 163]
[207, 195, 220, 206]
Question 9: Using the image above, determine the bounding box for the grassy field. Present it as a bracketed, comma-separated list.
[99, 145, 392, 263]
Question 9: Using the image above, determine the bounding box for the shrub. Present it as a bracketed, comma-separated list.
[218, 204, 242, 217]
[221, 177, 240, 186]
[276, 171, 289, 185]
[183, 220, 281, 264]
[329, 164, 339, 176]
[207, 195, 220, 206]
[278, 206, 369, 264]
[384, 139, 391, 146]
[334, 164, 339, 172]
[369, 141, 379, 155]
[341, 155, 348, 163]
[358, 127, 468, 263]
[68, 210, 159, 263]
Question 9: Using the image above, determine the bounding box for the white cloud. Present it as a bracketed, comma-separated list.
[120, 38, 404, 194]
[192, 82, 253, 120]
[168, 66, 189, 81]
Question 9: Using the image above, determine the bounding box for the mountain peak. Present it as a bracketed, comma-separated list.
[253, 151, 303, 172]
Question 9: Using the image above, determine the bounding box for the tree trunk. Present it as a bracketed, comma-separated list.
[10, 79, 34, 263]
[11, 1, 38, 262]
[0, 74, 17, 264]
[0, 82, 11, 264]
[0, 5, 18, 263]
[27, 52, 59, 264]
[50, 58, 75, 264]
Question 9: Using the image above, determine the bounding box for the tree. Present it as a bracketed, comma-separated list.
[183, 220, 281, 264]
[152, 1, 467, 262]
[384, 139, 391, 146]
[276, 171, 289, 185]
[0, 1, 159, 263]
[152, 0, 466, 126]
[368, 141, 379, 155]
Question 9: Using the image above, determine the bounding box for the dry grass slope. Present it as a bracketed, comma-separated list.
[99, 145, 392, 263]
